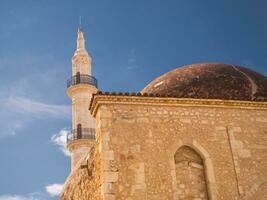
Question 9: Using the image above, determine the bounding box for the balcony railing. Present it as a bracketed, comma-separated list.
[67, 74, 98, 88]
[67, 128, 96, 144]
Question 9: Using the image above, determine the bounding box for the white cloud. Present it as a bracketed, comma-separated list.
[127, 58, 139, 70]
[6, 96, 70, 118]
[0, 103, 28, 138]
[0, 57, 69, 138]
[0, 193, 41, 200]
[45, 183, 64, 197]
[0, 184, 63, 200]
[50, 128, 70, 156]
[0, 96, 70, 138]
[128, 58, 136, 63]
[127, 50, 139, 70]
[127, 64, 139, 70]
[0, 52, 70, 138]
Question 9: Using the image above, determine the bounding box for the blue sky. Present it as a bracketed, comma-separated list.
[0, 0, 266, 199]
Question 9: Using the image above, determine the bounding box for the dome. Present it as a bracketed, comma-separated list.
[141, 63, 267, 101]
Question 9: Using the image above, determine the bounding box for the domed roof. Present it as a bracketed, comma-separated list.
[141, 63, 267, 101]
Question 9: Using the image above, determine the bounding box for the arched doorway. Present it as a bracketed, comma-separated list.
[174, 146, 209, 199]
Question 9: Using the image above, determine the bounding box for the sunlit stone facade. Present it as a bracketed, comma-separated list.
[61, 28, 267, 200]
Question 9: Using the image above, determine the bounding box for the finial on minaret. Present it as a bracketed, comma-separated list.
[77, 17, 85, 50]
[79, 16, 83, 31]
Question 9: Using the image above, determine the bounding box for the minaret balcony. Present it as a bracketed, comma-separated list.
[67, 74, 98, 88]
[67, 128, 96, 144]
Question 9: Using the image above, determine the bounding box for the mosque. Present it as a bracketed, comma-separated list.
[60, 27, 267, 200]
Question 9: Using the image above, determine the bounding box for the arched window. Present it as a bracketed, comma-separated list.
[174, 146, 209, 199]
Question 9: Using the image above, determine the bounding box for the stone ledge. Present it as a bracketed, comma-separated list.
[90, 95, 267, 117]
[67, 139, 95, 152]
[67, 83, 97, 97]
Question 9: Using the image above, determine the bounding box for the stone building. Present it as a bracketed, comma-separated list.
[61, 28, 267, 200]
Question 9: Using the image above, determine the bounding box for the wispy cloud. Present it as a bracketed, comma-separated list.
[127, 58, 139, 70]
[0, 52, 69, 138]
[128, 58, 136, 63]
[0, 96, 70, 138]
[0, 103, 28, 138]
[50, 128, 70, 156]
[127, 64, 139, 70]
[126, 49, 140, 70]
[6, 96, 70, 118]
[45, 183, 64, 197]
[0, 193, 41, 200]
[0, 184, 63, 200]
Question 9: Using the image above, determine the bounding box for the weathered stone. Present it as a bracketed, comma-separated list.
[62, 95, 267, 200]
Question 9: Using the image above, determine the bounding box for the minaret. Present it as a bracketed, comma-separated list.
[67, 27, 98, 170]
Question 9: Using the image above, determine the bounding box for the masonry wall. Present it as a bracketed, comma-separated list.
[61, 144, 102, 200]
[61, 101, 106, 200]
[96, 103, 267, 200]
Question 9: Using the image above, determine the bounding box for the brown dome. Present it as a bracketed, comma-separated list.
[141, 63, 267, 101]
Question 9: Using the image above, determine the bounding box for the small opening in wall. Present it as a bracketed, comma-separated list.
[76, 72, 81, 84]
[77, 123, 82, 139]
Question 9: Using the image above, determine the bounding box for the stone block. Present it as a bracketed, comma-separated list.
[238, 149, 251, 158]
[103, 171, 118, 182]
[102, 150, 114, 161]
[103, 194, 115, 200]
[180, 118, 191, 123]
[101, 182, 113, 194]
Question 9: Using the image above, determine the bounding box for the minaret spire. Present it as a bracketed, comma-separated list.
[72, 19, 92, 75]
[76, 16, 87, 50]
[77, 27, 85, 50]
[79, 16, 82, 29]
[67, 25, 98, 170]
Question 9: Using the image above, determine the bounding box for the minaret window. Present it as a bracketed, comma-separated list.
[76, 72, 81, 84]
[77, 124, 82, 139]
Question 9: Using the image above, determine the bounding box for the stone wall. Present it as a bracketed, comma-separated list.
[67, 140, 94, 170]
[91, 96, 267, 200]
[61, 146, 102, 200]
[61, 96, 267, 199]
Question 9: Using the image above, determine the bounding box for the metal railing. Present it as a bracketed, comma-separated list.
[67, 128, 96, 143]
[67, 74, 98, 88]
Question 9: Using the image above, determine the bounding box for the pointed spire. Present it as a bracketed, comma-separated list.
[75, 16, 85, 50]
[72, 19, 92, 76]
[79, 16, 82, 27]
[77, 26, 85, 50]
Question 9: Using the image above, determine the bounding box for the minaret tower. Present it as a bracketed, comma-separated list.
[67, 26, 98, 170]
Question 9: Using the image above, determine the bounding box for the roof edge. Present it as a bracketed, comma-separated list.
[89, 91, 267, 117]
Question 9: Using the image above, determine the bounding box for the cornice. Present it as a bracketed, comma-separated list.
[67, 84, 98, 97]
[90, 94, 267, 117]
[67, 139, 95, 152]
